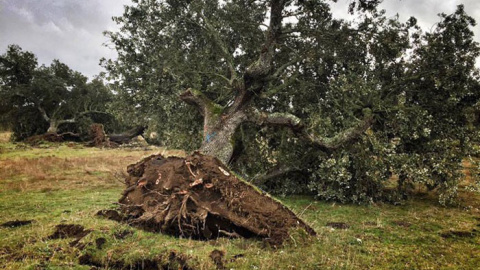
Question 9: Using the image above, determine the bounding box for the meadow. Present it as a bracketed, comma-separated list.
[0, 132, 479, 269]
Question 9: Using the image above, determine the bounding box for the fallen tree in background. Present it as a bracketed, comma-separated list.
[109, 126, 147, 145]
[24, 124, 146, 147]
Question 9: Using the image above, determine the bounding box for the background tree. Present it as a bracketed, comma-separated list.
[103, 0, 480, 204]
[0, 45, 115, 140]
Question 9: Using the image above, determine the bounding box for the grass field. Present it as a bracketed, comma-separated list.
[1, 132, 479, 269]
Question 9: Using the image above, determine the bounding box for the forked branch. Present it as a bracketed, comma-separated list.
[180, 88, 218, 117]
[249, 109, 374, 151]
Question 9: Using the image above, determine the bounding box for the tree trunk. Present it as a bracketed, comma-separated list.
[199, 110, 247, 165]
[47, 120, 59, 134]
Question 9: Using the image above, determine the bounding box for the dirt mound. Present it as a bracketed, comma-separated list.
[87, 123, 117, 148]
[95, 237, 107, 249]
[117, 152, 316, 246]
[47, 224, 92, 249]
[114, 230, 133, 240]
[96, 209, 124, 222]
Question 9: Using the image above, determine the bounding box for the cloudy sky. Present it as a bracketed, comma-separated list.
[0, 0, 130, 78]
[1, 0, 479, 79]
[331, 0, 480, 35]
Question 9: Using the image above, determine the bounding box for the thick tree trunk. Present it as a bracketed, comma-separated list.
[180, 89, 249, 164]
[47, 120, 59, 134]
[199, 111, 246, 165]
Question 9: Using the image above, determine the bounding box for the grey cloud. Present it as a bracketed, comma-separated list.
[331, 0, 480, 39]
[0, 0, 131, 78]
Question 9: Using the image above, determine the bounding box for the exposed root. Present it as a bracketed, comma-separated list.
[112, 152, 316, 246]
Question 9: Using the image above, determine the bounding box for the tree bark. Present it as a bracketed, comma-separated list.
[180, 89, 247, 164]
[198, 111, 247, 164]
[47, 120, 59, 134]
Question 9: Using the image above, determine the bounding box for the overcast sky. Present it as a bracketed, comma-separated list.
[0, 0, 130, 78]
[1, 0, 479, 79]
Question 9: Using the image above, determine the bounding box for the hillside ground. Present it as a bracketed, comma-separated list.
[0, 132, 479, 269]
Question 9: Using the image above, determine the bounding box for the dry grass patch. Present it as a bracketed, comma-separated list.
[0, 143, 186, 192]
[0, 132, 11, 143]
[0, 156, 123, 191]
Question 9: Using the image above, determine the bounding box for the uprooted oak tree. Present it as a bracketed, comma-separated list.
[97, 0, 480, 244]
[104, 0, 480, 206]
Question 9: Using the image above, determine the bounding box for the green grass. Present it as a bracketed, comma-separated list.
[1, 132, 480, 269]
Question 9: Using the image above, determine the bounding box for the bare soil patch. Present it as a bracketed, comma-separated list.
[96, 209, 124, 222]
[113, 230, 134, 240]
[47, 224, 91, 240]
[392, 220, 412, 228]
[440, 229, 478, 239]
[209, 249, 226, 270]
[95, 237, 107, 249]
[326, 222, 350, 229]
[46, 224, 92, 249]
[115, 152, 316, 246]
[1, 220, 33, 228]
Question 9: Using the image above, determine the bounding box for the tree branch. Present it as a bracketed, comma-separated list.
[262, 73, 299, 98]
[12, 92, 48, 122]
[53, 111, 113, 127]
[37, 106, 50, 122]
[244, 0, 285, 84]
[180, 88, 217, 117]
[272, 57, 300, 78]
[76, 110, 113, 118]
[194, 71, 231, 84]
[198, 13, 237, 82]
[252, 165, 301, 186]
[227, 0, 287, 114]
[57, 118, 76, 125]
[249, 108, 374, 152]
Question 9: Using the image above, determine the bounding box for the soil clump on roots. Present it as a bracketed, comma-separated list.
[116, 152, 316, 245]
